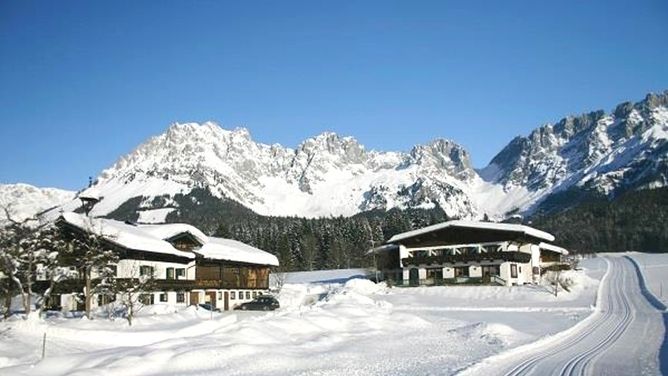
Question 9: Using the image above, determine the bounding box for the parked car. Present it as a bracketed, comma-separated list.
[198, 303, 221, 312]
[235, 295, 280, 311]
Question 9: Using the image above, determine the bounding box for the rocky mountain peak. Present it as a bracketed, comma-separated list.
[481, 91, 668, 207]
[408, 139, 475, 181]
[15, 90, 664, 223]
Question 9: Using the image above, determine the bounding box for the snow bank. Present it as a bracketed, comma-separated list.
[1, 265, 605, 376]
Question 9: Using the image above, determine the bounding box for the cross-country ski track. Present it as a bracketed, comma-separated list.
[461, 256, 667, 376]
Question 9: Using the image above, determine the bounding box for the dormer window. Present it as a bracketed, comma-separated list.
[166, 232, 203, 252]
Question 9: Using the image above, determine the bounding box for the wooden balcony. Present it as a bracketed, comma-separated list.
[32, 277, 269, 294]
[155, 278, 269, 290]
[402, 251, 531, 267]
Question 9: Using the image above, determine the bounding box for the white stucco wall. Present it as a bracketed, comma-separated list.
[398, 245, 409, 268]
[112, 259, 195, 279]
[469, 264, 482, 278]
[500, 261, 533, 286]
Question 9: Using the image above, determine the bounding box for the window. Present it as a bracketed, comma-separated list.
[245, 291, 251, 300]
[166, 268, 175, 280]
[160, 293, 167, 302]
[176, 292, 185, 303]
[176, 268, 185, 279]
[218, 292, 222, 300]
[139, 294, 154, 305]
[252, 292, 258, 298]
[426, 268, 443, 280]
[231, 291, 236, 300]
[511, 264, 518, 278]
[140, 265, 154, 277]
[454, 267, 469, 277]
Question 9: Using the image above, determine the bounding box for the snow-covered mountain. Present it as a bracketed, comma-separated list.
[9, 90, 668, 223]
[56, 123, 492, 221]
[0, 183, 75, 221]
[480, 91, 668, 213]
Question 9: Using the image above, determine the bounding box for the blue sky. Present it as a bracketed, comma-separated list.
[1, 0, 667, 190]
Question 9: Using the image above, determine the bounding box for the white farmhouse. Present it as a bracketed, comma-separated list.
[371, 220, 568, 287]
[51, 212, 278, 311]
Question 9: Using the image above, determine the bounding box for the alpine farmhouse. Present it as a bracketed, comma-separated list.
[49, 212, 278, 312]
[371, 220, 568, 287]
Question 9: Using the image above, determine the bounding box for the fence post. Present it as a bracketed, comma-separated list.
[41, 332, 46, 359]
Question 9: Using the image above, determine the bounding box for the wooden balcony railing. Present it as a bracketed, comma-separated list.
[402, 251, 531, 267]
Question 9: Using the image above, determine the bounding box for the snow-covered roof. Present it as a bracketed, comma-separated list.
[198, 237, 279, 266]
[60, 212, 195, 259]
[137, 223, 208, 245]
[388, 220, 555, 243]
[538, 242, 569, 255]
[366, 244, 399, 255]
[59, 212, 279, 266]
[78, 187, 101, 201]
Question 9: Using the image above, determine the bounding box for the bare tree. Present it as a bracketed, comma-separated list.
[112, 262, 156, 326]
[545, 270, 562, 297]
[33, 226, 77, 316]
[0, 206, 40, 315]
[65, 218, 119, 319]
[272, 268, 287, 294]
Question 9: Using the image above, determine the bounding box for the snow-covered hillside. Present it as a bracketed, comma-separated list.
[7, 91, 668, 222]
[57, 123, 495, 220]
[0, 183, 74, 222]
[480, 91, 668, 213]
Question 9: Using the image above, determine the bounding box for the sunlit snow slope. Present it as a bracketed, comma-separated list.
[0, 183, 74, 221]
[10, 91, 668, 222]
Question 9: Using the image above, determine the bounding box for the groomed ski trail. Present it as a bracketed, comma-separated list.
[460, 256, 665, 376]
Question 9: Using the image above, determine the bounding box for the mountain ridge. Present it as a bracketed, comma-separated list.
[4, 90, 667, 224]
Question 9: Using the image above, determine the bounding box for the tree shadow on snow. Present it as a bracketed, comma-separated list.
[623, 256, 668, 374]
[661, 313, 668, 376]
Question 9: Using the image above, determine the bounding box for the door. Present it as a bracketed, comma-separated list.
[224, 291, 229, 311]
[207, 292, 217, 309]
[409, 268, 419, 286]
[481, 265, 500, 283]
[190, 292, 199, 306]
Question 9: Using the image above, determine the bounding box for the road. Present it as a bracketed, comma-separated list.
[462, 257, 666, 376]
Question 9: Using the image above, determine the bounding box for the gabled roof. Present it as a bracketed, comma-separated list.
[59, 212, 279, 266]
[538, 242, 569, 255]
[60, 212, 195, 259]
[198, 238, 279, 266]
[78, 186, 101, 201]
[137, 223, 208, 245]
[387, 220, 555, 247]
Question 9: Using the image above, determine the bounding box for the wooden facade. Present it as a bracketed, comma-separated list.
[195, 262, 270, 289]
[47, 216, 277, 311]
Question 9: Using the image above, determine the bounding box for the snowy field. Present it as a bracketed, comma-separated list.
[625, 252, 668, 308]
[0, 256, 639, 376]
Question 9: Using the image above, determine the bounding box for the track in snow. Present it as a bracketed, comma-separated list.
[462, 257, 665, 376]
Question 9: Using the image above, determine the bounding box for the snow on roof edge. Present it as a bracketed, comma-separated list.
[60, 212, 279, 266]
[387, 220, 555, 243]
[198, 237, 279, 266]
[538, 242, 569, 255]
[60, 212, 195, 259]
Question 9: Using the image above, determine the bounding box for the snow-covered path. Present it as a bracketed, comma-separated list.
[463, 256, 665, 376]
